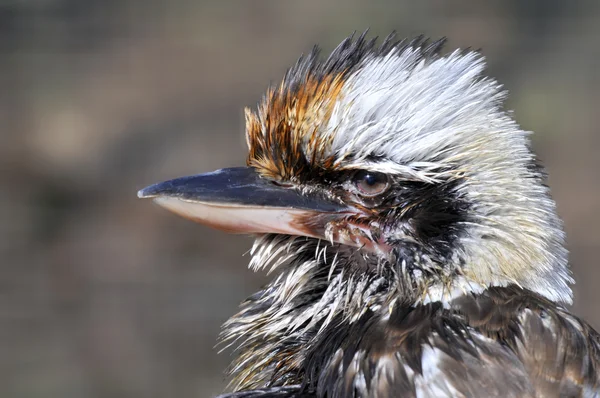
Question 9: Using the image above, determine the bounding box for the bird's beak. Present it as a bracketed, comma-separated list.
[137, 167, 351, 239]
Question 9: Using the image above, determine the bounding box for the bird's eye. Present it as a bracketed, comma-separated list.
[352, 170, 390, 197]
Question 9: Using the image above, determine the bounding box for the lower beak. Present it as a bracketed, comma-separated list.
[137, 167, 351, 239]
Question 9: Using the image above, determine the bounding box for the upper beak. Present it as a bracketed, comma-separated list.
[137, 167, 351, 238]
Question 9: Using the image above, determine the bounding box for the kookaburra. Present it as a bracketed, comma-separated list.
[138, 33, 600, 397]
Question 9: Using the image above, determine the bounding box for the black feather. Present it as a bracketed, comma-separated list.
[216, 386, 314, 398]
[281, 31, 446, 98]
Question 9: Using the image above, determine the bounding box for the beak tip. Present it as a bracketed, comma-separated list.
[137, 185, 158, 199]
[138, 179, 182, 199]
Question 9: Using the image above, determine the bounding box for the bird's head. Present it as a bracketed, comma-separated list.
[139, 34, 571, 307]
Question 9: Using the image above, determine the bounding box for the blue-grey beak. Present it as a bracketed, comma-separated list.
[138, 167, 350, 236]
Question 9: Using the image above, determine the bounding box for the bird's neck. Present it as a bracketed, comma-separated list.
[220, 259, 391, 390]
[220, 235, 570, 390]
[220, 237, 483, 389]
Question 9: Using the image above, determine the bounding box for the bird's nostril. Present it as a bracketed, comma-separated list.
[271, 180, 294, 188]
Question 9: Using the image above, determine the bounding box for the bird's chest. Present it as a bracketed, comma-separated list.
[228, 288, 599, 397]
[295, 305, 472, 396]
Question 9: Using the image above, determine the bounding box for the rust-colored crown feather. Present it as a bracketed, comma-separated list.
[245, 33, 446, 182]
[245, 74, 344, 181]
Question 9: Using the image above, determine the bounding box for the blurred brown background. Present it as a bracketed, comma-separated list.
[2, 1, 600, 397]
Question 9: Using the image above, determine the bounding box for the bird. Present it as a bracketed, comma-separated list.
[138, 33, 600, 397]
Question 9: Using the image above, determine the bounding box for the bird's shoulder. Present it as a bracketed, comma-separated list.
[216, 386, 313, 398]
[298, 286, 600, 397]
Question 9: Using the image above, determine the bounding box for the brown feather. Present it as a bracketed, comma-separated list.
[246, 73, 345, 181]
[295, 286, 600, 397]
